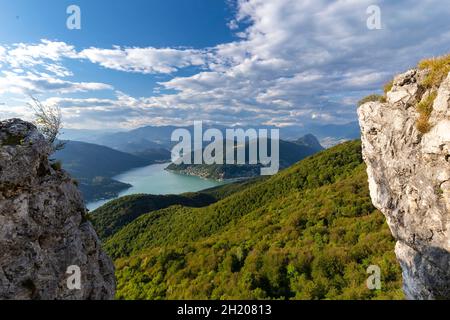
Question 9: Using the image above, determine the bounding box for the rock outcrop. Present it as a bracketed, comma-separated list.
[358, 69, 450, 299]
[0, 119, 115, 300]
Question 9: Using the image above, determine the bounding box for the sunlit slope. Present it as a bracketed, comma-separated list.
[102, 141, 403, 300]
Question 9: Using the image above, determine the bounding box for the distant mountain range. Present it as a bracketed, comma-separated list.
[61, 122, 360, 151]
[54, 133, 326, 202]
[56, 122, 359, 201]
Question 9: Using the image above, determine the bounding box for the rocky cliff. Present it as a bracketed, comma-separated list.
[358, 67, 450, 299]
[0, 119, 115, 300]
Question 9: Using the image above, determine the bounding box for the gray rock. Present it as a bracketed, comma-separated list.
[358, 70, 450, 299]
[0, 119, 115, 300]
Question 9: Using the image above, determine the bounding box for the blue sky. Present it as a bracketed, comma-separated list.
[1, 0, 450, 129]
[0, 0, 236, 97]
[0, 0, 235, 46]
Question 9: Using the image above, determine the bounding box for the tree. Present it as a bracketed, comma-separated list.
[27, 96, 64, 151]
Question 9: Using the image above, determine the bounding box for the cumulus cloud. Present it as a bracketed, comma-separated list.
[0, 46, 6, 67]
[0, 40, 112, 97]
[79, 46, 208, 74]
[0, 39, 209, 76]
[143, 0, 450, 127]
[1, 40, 77, 80]
[0, 71, 112, 95]
[227, 19, 239, 30]
[5, 39, 77, 68]
[2, 0, 450, 128]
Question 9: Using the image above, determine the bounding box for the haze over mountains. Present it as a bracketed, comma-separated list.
[61, 121, 360, 150]
[56, 122, 346, 203]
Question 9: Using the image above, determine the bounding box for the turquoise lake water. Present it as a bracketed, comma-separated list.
[86, 163, 226, 211]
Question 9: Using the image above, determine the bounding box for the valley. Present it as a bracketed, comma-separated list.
[90, 141, 403, 300]
[55, 128, 327, 208]
[1, 0, 449, 303]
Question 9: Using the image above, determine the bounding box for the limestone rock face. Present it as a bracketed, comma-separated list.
[358, 70, 450, 299]
[0, 119, 115, 300]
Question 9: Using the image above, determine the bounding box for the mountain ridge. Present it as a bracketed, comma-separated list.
[95, 140, 403, 300]
[166, 135, 324, 180]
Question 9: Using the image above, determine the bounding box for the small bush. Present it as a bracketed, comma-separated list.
[357, 94, 384, 107]
[416, 117, 432, 134]
[383, 80, 394, 95]
[416, 91, 437, 134]
[1, 135, 23, 146]
[355, 79, 394, 108]
[51, 160, 63, 171]
[434, 185, 444, 197]
[82, 212, 92, 223]
[418, 54, 450, 89]
[27, 96, 64, 152]
[417, 91, 437, 117]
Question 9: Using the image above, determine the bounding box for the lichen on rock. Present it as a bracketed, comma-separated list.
[0, 119, 115, 300]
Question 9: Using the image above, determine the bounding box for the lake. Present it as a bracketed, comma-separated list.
[86, 163, 227, 211]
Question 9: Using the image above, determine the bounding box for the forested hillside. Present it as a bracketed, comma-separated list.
[94, 141, 403, 300]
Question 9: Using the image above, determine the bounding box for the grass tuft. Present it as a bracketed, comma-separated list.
[357, 94, 384, 107]
[418, 54, 450, 89]
[415, 54, 450, 133]
[50, 160, 63, 171]
[383, 80, 394, 95]
[416, 91, 437, 134]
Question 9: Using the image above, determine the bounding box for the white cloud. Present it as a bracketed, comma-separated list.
[140, 0, 450, 127]
[79, 46, 208, 74]
[0, 46, 6, 67]
[0, 40, 112, 96]
[0, 71, 112, 95]
[5, 39, 77, 68]
[2, 0, 450, 128]
[227, 20, 239, 30]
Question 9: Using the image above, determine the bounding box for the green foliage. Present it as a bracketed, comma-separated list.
[50, 160, 62, 171]
[418, 54, 450, 89]
[434, 185, 444, 197]
[106, 141, 364, 258]
[415, 54, 450, 133]
[383, 80, 394, 95]
[91, 179, 253, 241]
[79, 177, 131, 203]
[102, 141, 403, 300]
[91, 193, 217, 240]
[363, 79, 393, 104]
[416, 91, 438, 134]
[357, 94, 384, 107]
[201, 177, 267, 199]
[1, 134, 24, 146]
